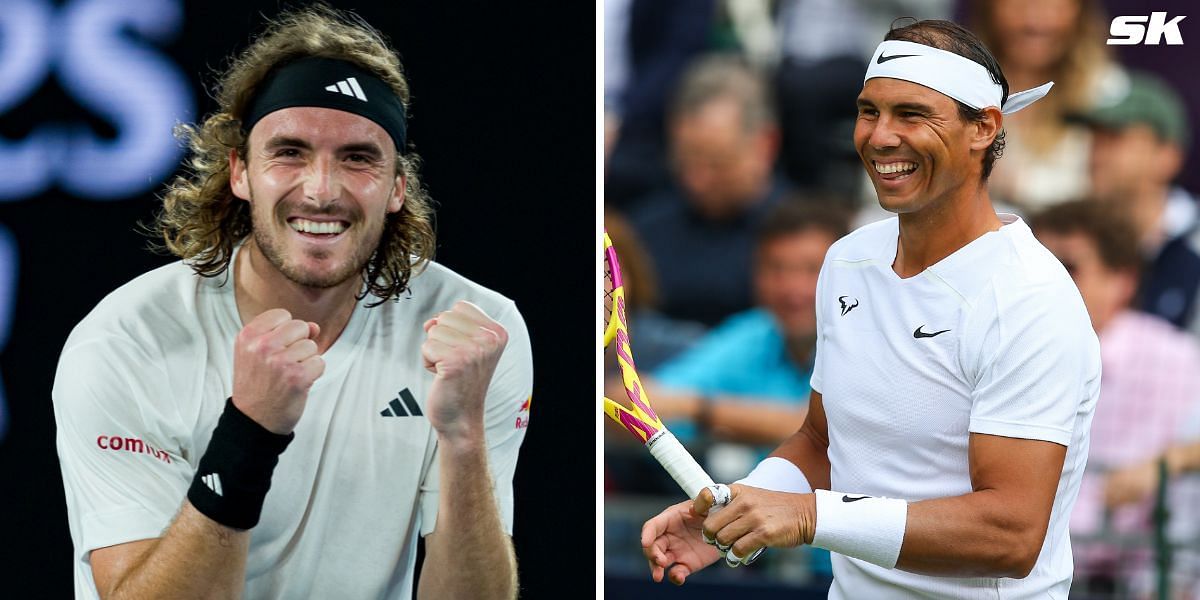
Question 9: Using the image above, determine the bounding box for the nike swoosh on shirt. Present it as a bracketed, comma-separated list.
[913, 326, 951, 338]
[876, 53, 917, 64]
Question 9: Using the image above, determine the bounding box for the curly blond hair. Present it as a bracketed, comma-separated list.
[156, 4, 435, 303]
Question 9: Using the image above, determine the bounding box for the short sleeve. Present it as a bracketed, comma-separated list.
[54, 337, 194, 564]
[419, 300, 533, 536]
[966, 281, 1100, 446]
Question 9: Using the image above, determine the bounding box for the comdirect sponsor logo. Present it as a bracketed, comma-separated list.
[1108, 13, 1186, 45]
[515, 396, 531, 430]
[96, 435, 172, 464]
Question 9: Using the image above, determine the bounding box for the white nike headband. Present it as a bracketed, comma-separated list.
[865, 40, 1053, 115]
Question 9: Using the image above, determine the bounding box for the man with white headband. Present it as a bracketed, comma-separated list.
[642, 19, 1099, 598]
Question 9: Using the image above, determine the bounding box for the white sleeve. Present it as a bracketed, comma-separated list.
[965, 280, 1099, 446]
[420, 300, 533, 536]
[53, 337, 194, 564]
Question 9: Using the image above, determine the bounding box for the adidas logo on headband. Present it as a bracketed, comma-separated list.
[325, 77, 367, 102]
[243, 57, 406, 149]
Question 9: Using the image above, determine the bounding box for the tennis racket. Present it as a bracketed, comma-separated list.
[603, 229, 762, 565]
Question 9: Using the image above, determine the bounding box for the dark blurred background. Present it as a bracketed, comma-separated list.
[0, 1, 593, 597]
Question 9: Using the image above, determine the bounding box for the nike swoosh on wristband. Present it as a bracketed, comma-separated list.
[876, 53, 918, 64]
[842, 495, 871, 503]
[913, 325, 951, 338]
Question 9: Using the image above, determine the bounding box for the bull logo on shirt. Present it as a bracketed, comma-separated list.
[838, 295, 860, 316]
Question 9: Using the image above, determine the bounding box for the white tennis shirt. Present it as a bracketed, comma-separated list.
[53, 253, 533, 599]
[811, 214, 1100, 599]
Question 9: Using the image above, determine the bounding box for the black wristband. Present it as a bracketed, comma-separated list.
[187, 398, 294, 529]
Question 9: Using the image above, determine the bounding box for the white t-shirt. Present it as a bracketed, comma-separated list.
[811, 214, 1100, 599]
[53, 254, 533, 599]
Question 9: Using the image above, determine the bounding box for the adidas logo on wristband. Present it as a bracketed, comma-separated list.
[201, 472, 223, 496]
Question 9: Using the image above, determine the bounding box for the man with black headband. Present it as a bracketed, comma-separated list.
[641, 19, 1100, 598]
[54, 7, 529, 599]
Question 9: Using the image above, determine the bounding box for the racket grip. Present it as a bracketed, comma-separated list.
[647, 430, 715, 499]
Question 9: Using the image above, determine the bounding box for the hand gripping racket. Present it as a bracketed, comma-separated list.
[603, 230, 762, 566]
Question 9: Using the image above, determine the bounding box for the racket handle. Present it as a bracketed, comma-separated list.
[648, 432, 767, 567]
[647, 430, 715, 500]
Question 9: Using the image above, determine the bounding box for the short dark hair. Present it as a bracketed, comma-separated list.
[1030, 200, 1142, 273]
[756, 199, 851, 247]
[884, 19, 1008, 179]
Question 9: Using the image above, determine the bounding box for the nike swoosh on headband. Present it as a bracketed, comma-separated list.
[865, 40, 1053, 115]
[876, 53, 917, 64]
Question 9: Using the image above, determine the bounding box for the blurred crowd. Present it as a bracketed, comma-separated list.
[603, 0, 1200, 597]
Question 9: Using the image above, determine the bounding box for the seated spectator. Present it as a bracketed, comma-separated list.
[1032, 200, 1200, 592]
[629, 54, 789, 326]
[1073, 72, 1200, 334]
[604, 209, 708, 372]
[605, 0, 717, 208]
[640, 200, 849, 446]
[970, 0, 1122, 211]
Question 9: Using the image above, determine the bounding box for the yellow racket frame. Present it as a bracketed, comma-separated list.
[603, 231, 665, 443]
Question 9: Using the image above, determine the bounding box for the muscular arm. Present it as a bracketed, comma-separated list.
[418, 436, 517, 600]
[895, 433, 1064, 578]
[780, 399, 1064, 578]
[417, 302, 520, 600]
[90, 502, 249, 600]
[704, 403, 1065, 580]
[88, 310, 321, 599]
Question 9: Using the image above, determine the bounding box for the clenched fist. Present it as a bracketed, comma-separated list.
[232, 308, 325, 434]
[421, 301, 508, 443]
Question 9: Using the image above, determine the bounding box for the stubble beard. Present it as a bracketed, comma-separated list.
[249, 200, 384, 290]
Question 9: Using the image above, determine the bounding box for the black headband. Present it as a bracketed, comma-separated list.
[242, 56, 408, 152]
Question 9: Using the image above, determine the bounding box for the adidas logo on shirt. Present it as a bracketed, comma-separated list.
[202, 472, 223, 496]
[380, 388, 423, 417]
[325, 77, 367, 101]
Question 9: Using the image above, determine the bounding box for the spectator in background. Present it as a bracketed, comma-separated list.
[629, 54, 788, 326]
[1031, 200, 1200, 592]
[971, 0, 1121, 211]
[604, 210, 707, 372]
[640, 201, 849, 446]
[605, 0, 717, 208]
[1072, 72, 1200, 335]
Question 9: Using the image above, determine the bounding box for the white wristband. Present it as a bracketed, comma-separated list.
[734, 456, 812, 493]
[811, 489, 907, 569]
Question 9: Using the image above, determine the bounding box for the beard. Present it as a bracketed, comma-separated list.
[248, 194, 385, 290]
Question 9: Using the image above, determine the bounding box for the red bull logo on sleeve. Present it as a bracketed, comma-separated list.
[515, 396, 531, 429]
